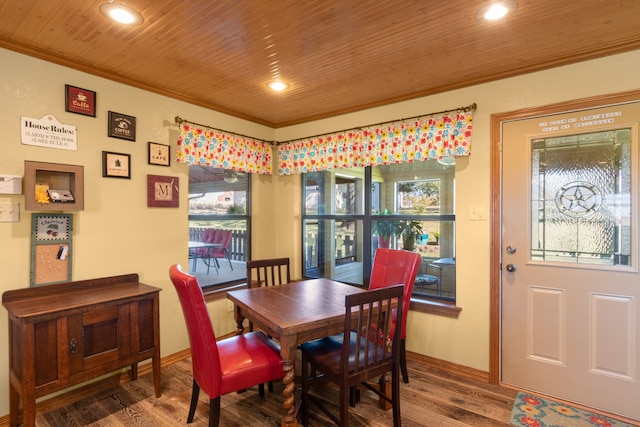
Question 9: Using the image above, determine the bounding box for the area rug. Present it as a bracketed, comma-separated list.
[510, 392, 638, 427]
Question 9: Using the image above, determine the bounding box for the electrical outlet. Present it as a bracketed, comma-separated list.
[469, 203, 487, 221]
[0, 202, 19, 222]
[227, 300, 234, 313]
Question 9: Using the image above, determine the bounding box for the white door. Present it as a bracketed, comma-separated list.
[501, 102, 640, 421]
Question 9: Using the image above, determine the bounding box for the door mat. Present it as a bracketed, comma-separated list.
[510, 392, 639, 427]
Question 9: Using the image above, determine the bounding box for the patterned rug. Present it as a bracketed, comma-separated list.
[510, 392, 639, 427]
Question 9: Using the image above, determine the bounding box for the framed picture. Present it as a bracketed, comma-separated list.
[148, 142, 170, 166]
[147, 174, 179, 207]
[107, 111, 136, 141]
[102, 151, 131, 179]
[65, 84, 96, 117]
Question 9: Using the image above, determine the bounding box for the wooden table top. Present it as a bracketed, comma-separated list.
[227, 278, 366, 342]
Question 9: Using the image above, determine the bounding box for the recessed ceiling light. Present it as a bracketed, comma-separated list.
[100, 3, 144, 26]
[477, 1, 517, 22]
[268, 81, 289, 92]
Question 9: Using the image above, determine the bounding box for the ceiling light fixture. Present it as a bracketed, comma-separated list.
[268, 81, 289, 92]
[100, 3, 144, 26]
[224, 171, 238, 183]
[437, 157, 456, 166]
[476, 0, 517, 22]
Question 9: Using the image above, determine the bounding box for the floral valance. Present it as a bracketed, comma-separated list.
[175, 123, 273, 175]
[277, 109, 473, 175]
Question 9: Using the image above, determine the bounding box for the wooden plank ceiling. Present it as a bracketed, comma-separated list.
[1, 0, 639, 128]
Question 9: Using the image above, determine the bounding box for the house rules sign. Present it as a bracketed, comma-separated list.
[21, 115, 78, 151]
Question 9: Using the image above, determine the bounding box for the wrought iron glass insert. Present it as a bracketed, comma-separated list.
[531, 129, 632, 266]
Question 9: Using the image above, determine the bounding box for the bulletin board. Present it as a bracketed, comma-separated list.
[31, 213, 73, 287]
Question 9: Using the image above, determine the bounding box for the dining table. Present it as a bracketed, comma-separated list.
[227, 278, 366, 427]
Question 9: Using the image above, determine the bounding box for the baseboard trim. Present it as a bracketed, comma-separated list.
[406, 350, 490, 383]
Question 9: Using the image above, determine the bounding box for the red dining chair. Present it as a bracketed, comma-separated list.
[169, 264, 285, 427]
[369, 248, 421, 383]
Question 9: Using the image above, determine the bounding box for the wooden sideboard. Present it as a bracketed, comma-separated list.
[2, 274, 161, 427]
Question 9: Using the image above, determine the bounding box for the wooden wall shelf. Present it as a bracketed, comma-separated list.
[24, 161, 84, 211]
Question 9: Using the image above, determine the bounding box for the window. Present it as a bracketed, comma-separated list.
[188, 166, 250, 288]
[302, 160, 456, 301]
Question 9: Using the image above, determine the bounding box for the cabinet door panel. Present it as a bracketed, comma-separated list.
[34, 319, 60, 386]
[69, 305, 131, 373]
[138, 298, 155, 352]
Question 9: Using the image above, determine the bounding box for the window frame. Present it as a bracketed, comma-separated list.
[301, 165, 461, 316]
[188, 167, 251, 290]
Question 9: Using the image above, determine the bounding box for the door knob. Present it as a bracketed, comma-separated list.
[505, 263, 517, 272]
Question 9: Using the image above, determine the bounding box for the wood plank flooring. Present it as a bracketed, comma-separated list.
[31, 355, 518, 426]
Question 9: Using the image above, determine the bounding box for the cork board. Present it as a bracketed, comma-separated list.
[33, 244, 70, 285]
[31, 213, 73, 286]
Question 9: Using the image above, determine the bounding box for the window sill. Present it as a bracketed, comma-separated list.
[410, 297, 462, 318]
[203, 281, 249, 302]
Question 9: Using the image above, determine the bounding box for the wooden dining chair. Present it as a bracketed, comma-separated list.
[369, 248, 421, 383]
[169, 264, 285, 427]
[246, 257, 291, 375]
[301, 285, 404, 427]
[246, 257, 291, 288]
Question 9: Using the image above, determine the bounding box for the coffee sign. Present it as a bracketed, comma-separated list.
[108, 111, 136, 141]
[65, 85, 96, 117]
[21, 115, 77, 150]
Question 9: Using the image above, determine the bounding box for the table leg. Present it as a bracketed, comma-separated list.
[234, 310, 245, 335]
[280, 339, 298, 427]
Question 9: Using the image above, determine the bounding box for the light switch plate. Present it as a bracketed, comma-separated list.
[0, 202, 19, 222]
[0, 175, 22, 194]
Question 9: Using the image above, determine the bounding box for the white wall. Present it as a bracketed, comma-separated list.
[1, 46, 639, 417]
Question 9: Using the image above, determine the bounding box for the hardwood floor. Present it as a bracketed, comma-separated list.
[26, 353, 518, 427]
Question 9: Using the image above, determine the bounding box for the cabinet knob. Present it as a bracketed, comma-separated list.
[70, 338, 78, 354]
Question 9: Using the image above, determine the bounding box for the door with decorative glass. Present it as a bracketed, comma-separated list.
[501, 102, 640, 421]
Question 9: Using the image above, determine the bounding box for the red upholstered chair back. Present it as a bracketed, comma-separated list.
[369, 248, 421, 339]
[210, 229, 232, 257]
[169, 264, 223, 398]
[203, 228, 216, 243]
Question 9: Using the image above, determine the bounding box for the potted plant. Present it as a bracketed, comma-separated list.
[398, 220, 423, 251]
[372, 209, 399, 248]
